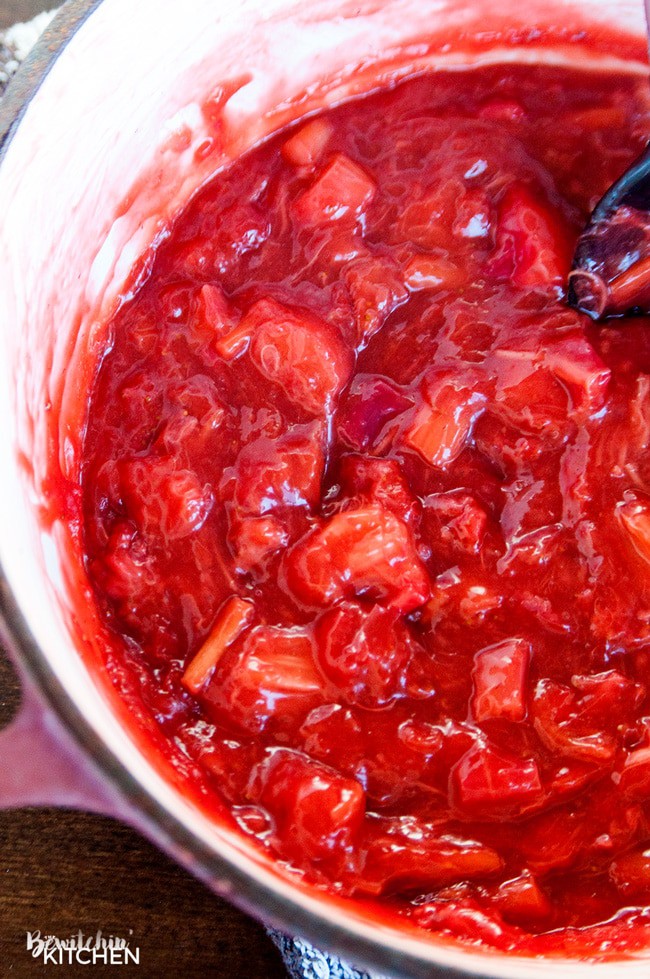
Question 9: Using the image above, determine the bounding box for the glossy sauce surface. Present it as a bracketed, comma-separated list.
[81, 66, 650, 954]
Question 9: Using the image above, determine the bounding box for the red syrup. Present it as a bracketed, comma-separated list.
[79, 64, 650, 954]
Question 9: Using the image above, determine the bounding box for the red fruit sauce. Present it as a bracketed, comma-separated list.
[81, 64, 650, 954]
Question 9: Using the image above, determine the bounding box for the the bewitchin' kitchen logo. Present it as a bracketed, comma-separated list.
[26, 930, 140, 966]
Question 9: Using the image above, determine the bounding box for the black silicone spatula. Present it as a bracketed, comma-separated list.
[568, 142, 650, 318]
[568, 0, 650, 323]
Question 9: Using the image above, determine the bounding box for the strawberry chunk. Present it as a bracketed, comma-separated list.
[315, 602, 415, 707]
[491, 872, 552, 925]
[281, 118, 332, 168]
[394, 180, 463, 250]
[242, 298, 353, 415]
[249, 748, 365, 862]
[202, 625, 322, 735]
[610, 848, 650, 899]
[286, 504, 430, 612]
[228, 514, 289, 572]
[412, 897, 512, 947]
[169, 374, 225, 432]
[451, 743, 543, 817]
[227, 423, 325, 516]
[356, 814, 503, 896]
[544, 335, 611, 415]
[531, 677, 620, 763]
[617, 741, 650, 799]
[344, 256, 408, 342]
[97, 520, 156, 602]
[182, 595, 255, 694]
[337, 456, 419, 525]
[452, 188, 493, 241]
[423, 490, 488, 555]
[471, 638, 530, 723]
[337, 375, 412, 452]
[478, 98, 526, 122]
[405, 371, 486, 468]
[570, 670, 645, 727]
[294, 153, 376, 225]
[491, 349, 569, 436]
[487, 184, 569, 288]
[119, 457, 214, 541]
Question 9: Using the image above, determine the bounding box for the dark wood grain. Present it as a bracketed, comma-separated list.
[0, 1, 287, 974]
[0, 662, 288, 979]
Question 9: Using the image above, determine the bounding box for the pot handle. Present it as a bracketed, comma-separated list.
[0, 657, 125, 817]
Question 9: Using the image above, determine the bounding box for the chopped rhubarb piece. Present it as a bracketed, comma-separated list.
[405, 371, 486, 468]
[286, 504, 430, 612]
[119, 457, 214, 541]
[294, 153, 376, 224]
[344, 256, 408, 342]
[610, 848, 650, 899]
[471, 638, 530, 723]
[451, 743, 543, 817]
[194, 283, 232, 339]
[617, 489, 650, 563]
[214, 319, 253, 360]
[487, 184, 569, 288]
[281, 118, 333, 168]
[337, 375, 412, 451]
[249, 748, 365, 861]
[315, 601, 415, 707]
[202, 625, 322, 735]
[356, 814, 503, 896]
[492, 872, 552, 925]
[237, 297, 353, 415]
[403, 255, 466, 292]
[227, 423, 325, 515]
[183, 595, 255, 694]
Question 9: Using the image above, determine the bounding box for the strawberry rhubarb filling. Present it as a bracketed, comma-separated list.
[80, 65, 650, 952]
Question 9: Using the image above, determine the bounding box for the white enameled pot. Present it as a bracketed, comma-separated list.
[0, 1, 648, 976]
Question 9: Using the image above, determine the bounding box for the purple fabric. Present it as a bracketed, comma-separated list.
[268, 929, 387, 979]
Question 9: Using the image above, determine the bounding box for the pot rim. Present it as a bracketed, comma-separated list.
[0, 5, 645, 979]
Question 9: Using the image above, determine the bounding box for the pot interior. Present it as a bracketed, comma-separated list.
[0, 0, 648, 975]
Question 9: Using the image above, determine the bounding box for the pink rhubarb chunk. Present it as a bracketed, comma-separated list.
[406, 371, 486, 468]
[471, 638, 530, 723]
[294, 153, 376, 224]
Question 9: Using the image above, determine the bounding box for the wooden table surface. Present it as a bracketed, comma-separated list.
[0, 1, 288, 975]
